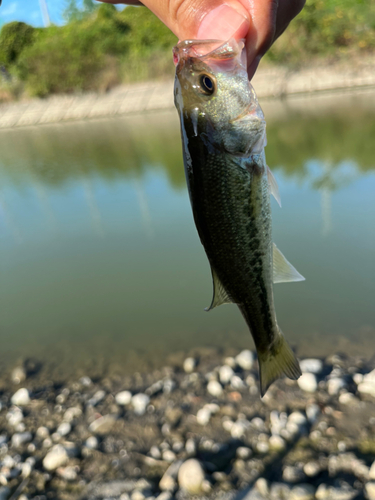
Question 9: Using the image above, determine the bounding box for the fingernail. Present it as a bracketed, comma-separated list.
[197, 4, 249, 41]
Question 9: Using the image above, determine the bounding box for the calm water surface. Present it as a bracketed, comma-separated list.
[0, 90, 374, 378]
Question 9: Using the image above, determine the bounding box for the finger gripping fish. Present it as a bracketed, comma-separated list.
[173, 39, 304, 396]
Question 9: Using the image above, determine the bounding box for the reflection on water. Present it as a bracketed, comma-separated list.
[0, 91, 374, 378]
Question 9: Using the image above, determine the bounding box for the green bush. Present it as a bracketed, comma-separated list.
[0, 21, 35, 66]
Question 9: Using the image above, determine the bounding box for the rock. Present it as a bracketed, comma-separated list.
[6, 407, 23, 427]
[159, 460, 182, 491]
[353, 373, 363, 385]
[79, 376, 92, 386]
[270, 483, 291, 499]
[183, 357, 196, 373]
[11, 367, 26, 384]
[230, 419, 249, 439]
[236, 447, 252, 459]
[0, 487, 10, 500]
[303, 461, 321, 477]
[185, 438, 196, 455]
[207, 380, 223, 397]
[300, 358, 323, 374]
[358, 381, 375, 397]
[235, 350, 254, 370]
[366, 482, 375, 500]
[36, 426, 49, 439]
[11, 432, 32, 447]
[298, 373, 318, 393]
[315, 484, 357, 500]
[224, 356, 236, 368]
[327, 377, 346, 395]
[57, 466, 78, 481]
[11, 388, 30, 406]
[162, 450, 176, 462]
[178, 459, 205, 495]
[269, 435, 286, 452]
[89, 414, 117, 435]
[84, 436, 98, 450]
[231, 375, 246, 390]
[43, 444, 69, 471]
[132, 394, 150, 415]
[306, 403, 320, 423]
[115, 391, 132, 406]
[156, 493, 173, 500]
[88, 390, 106, 406]
[290, 484, 315, 500]
[369, 461, 375, 480]
[339, 391, 357, 404]
[219, 365, 234, 384]
[196, 407, 211, 426]
[254, 478, 268, 497]
[64, 407, 82, 422]
[57, 422, 71, 437]
[282, 465, 305, 483]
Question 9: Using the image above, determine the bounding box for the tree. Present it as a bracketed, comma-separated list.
[83, 0, 96, 15]
[63, 0, 80, 22]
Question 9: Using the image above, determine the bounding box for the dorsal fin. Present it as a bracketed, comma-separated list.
[273, 243, 305, 283]
[205, 266, 233, 311]
[267, 166, 281, 207]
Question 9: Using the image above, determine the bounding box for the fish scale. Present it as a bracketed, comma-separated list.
[174, 38, 304, 396]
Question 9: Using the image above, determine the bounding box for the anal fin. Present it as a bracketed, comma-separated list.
[205, 266, 233, 311]
[273, 243, 305, 283]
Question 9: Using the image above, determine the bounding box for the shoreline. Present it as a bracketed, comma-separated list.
[0, 348, 375, 499]
[0, 56, 374, 130]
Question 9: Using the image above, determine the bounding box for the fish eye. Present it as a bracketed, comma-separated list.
[199, 74, 215, 95]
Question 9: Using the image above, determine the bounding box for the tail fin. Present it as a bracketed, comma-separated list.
[258, 333, 301, 397]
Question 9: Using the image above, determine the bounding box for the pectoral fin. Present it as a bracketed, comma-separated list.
[205, 266, 233, 311]
[267, 166, 281, 207]
[273, 243, 305, 283]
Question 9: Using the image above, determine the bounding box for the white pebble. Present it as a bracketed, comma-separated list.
[178, 459, 205, 494]
[219, 365, 234, 385]
[236, 447, 252, 459]
[365, 482, 375, 500]
[196, 408, 211, 426]
[11, 388, 30, 406]
[11, 367, 26, 385]
[183, 358, 196, 373]
[6, 408, 23, 427]
[162, 450, 176, 462]
[353, 373, 363, 385]
[85, 436, 98, 449]
[327, 377, 346, 395]
[358, 382, 375, 397]
[339, 391, 357, 404]
[269, 435, 286, 452]
[57, 422, 71, 437]
[36, 426, 49, 439]
[290, 484, 315, 500]
[132, 394, 150, 415]
[230, 419, 249, 439]
[231, 375, 245, 390]
[43, 444, 69, 471]
[223, 357, 236, 368]
[115, 391, 132, 406]
[64, 407, 82, 422]
[369, 461, 375, 480]
[306, 404, 320, 423]
[11, 432, 32, 448]
[207, 380, 223, 397]
[300, 358, 323, 374]
[298, 373, 318, 393]
[235, 350, 254, 370]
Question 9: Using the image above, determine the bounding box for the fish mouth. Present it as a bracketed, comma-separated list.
[173, 38, 245, 67]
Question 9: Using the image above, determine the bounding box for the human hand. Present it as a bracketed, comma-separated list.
[99, 0, 305, 78]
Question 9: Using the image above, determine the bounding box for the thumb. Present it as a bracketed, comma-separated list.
[140, 0, 250, 42]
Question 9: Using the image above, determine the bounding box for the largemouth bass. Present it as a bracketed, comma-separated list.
[173, 39, 304, 396]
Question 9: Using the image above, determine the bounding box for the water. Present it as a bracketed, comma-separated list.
[0, 90, 374, 379]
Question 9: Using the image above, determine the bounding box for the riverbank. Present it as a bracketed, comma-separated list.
[0, 55, 374, 130]
[1, 348, 375, 500]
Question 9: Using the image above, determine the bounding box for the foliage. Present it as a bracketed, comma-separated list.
[266, 0, 375, 64]
[0, 0, 374, 98]
[0, 22, 35, 65]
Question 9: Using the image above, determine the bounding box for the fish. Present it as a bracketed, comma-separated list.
[173, 38, 305, 396]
